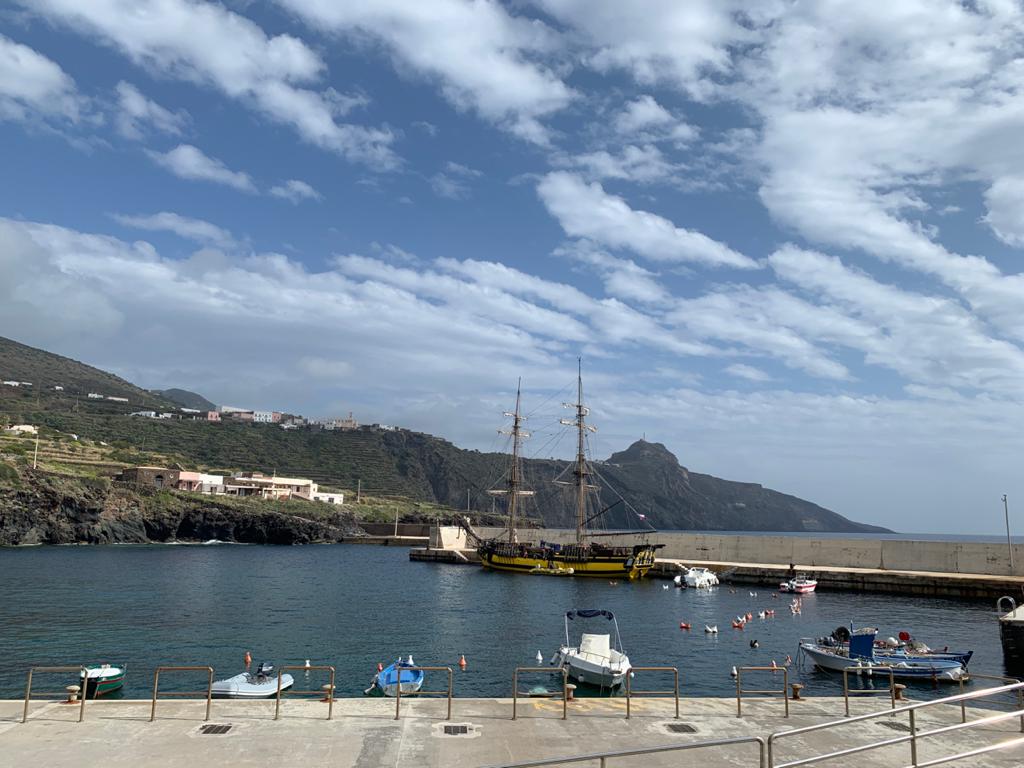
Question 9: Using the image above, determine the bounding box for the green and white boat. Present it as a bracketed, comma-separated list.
[81, 664, 126, 697]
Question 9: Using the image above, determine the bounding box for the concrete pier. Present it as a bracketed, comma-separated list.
[2, 696, 1021, 766]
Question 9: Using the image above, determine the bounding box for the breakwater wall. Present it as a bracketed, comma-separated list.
[468, 527, 1024, 577]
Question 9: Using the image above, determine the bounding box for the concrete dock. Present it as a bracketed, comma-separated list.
[2, 695, 1022, 767]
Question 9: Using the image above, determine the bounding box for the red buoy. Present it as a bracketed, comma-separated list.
[377, 662, 383, 672]
[458, 654, 467, 669]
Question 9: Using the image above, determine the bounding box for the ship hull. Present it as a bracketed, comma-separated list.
[478, 543, 659, 580]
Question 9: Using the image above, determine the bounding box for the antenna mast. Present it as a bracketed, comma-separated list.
[489, 379, 533, 543]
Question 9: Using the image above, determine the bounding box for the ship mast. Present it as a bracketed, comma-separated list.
[560, 359, 598, 545]
[489, 379, 533, 543]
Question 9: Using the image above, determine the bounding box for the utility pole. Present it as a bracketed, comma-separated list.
[1004, 494, 1014, 573]
[466, 488, 470, 512]
[33, 432, 40, 469]
[356, 479, 361, 503]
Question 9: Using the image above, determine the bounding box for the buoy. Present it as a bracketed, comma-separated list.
[459, 654, 467, 669]
[679, 621, 691, 630]
[784, 655, 792, 667]
[244, 651, 252, 670]
[771, 659, 777, 669]
[377, 662, 384, 672]
[732, 620, 745, 629]
[304, 659, 311, 669]
[536, 650, 543, 664]
[705, 625, 718, 634]
[730, 666, 738, 677]
[407, 654, 415, 666]
[750, 639, 759, 648]
[746, 612, 753, 621]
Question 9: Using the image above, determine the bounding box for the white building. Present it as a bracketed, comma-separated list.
[130, 411, 157, 418]
[311, 490, 344, 505]
[7, 424, 38, 435]
[54, 385, 64, 391]
[2, 380, 19, 387]
[106, 396, 129, 403]
[180, 407, 200, 414]
[87, 393, 103, 399]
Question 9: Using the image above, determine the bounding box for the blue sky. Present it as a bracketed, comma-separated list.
[3, 1, 1024, 534]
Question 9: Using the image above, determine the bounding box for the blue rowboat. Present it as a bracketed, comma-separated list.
[365, 657, 424, 697]
[799, 627, 968, 683]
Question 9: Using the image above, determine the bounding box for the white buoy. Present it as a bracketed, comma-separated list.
[304, 659, 311, 669]
[730, 666, 738, 677]
[407, 654, 414, 666]
[536, 650, 543, 664]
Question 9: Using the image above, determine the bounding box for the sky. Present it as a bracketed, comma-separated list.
[2, 1, 1024, 534]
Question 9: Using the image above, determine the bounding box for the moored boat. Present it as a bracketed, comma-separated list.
[551, 609, 631, 689]
[799, 627, 967, 682]
[998, 595, 1024, 676]
[81, 664, 125, 697]
[366, 657, 424, 697]
[780, 574, 817, 593]
[684, 567, 719, 588]
[211, 662, 293, 698]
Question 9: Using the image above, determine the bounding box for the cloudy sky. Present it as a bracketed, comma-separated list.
[3, 1, 1024, 534]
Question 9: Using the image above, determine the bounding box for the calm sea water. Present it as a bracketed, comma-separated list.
[0, 545, 1011, 699]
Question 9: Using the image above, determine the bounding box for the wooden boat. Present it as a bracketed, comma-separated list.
[80, 664, 125, 697]
[212, 663, 293, 698]
[799, 627, 967, 682]
[551, 609, 631, 689]
[475, 367, 662, 579]
[366, 658, 424, 697]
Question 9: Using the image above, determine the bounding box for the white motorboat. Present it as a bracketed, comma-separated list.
[780, 574, 817, 594]
[212, 662, 294, 698]
[684, 567, 719, 589]
[552, 609, 631, 689]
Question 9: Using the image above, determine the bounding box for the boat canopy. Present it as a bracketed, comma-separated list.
[566, 609, 614, 620]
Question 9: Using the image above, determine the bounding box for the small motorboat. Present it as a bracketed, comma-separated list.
[366, 657, 424, 697]
[780, 574, 818, 593]
[799, 627, 968, 682]
[684, 567, 719, 589]
[551, 609, 631, 689]
[212, 662, 293, 698]
[81, 664, 125, 698]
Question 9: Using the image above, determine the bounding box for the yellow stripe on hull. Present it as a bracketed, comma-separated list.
[480, 553, 653, 580]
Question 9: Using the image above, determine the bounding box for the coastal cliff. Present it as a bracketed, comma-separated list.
[0, 469, 365, 546]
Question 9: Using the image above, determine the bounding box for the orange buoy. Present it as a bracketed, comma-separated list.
[732, 620, 745, 629]
[679, 622, 691, 630]
[458, 654, 467, 669]
[244, 651, 252, 670]
[377, 662, 383, 672]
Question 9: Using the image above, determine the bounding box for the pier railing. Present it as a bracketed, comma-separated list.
[274, 665, 335, 721]
[956, 673, 1023, 726]
[22, 665, 87, 723]
[841, 665, 895, 716]
[480, 735, 767, 768]
[150, 666, 213, 722]
[393, 666, 453, 721]
[736, 666, 789, 718]
[624, 666, 679, 719]
[766, 678, 1024, 767]
[512, 667, 567, 721]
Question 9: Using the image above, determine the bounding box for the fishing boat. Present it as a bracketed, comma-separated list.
[825, 629, 973, 667]
[474, 366, 662, 580]
[211, 662, 293, 698]
[780, 574, 817, 593]
[551, 609, 631, 689]
[684, 567, 719, 588]
[80, 664, 125, 698]
[799, 627, 967, 682]
[365, 657, 424, 697]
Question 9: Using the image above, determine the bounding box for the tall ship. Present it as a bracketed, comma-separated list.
[475, 366, 662, 579]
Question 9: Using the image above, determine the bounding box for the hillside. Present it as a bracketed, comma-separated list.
[152, 388, 216, 411]
[0, 335, 888, 533]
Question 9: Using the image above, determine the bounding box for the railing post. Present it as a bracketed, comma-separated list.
[447, 667, 453, 721]
[395, 665, 401, 721]
[736, 668, 742, 717]
[959, 676, 966, 724]
[150, 668, 161, 722]
[22, 667, 33, 724]
[843, 668, 850, 717]
[783, 668, 789, 718]
[205, 667, 213, 722]
[512, 668, 518, 721]
[561, 668, 567, 721]
[674, 667, 680, 719]
[626, 671, 631, 719]
[908, 708, 918, 767]
[274, 669, 283, 721]
[1018, 688, 1023, 734]
[889, 669, 896, 713]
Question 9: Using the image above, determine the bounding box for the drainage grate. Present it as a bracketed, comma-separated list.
[665, 723, 698, 734]
[200, 724, 233, 735]
[443, 724, 471, 736]
[877, 721, 912, 733]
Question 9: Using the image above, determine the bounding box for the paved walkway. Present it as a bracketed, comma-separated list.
[2, 696, 1022, 767]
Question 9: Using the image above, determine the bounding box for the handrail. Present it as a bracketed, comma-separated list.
[513, 667, 567, 721]
[393, 666, 453, 721]
[736, 666, 789, 718]
[479, 735, 766, 768]
[842, 665, 895, 716]
[274, 665, 335, 721]
[22, 665, 87, 723]
[767, 678, 1024, 767]
[625, 666, 679, 719]
[150, 666, 213, 722]
[956, 673, 1022, 727]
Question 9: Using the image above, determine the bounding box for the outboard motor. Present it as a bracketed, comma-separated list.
[832, 625, 851, 643]
[256, 662, 274, 678]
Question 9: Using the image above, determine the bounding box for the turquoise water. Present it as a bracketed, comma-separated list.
[0, 545, 1009, 699]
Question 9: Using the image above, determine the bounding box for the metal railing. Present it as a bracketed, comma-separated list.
[22, 665, 87, 723]
[736, 666, 789, 718]
[624, 666, 679, 719]
[274, 665, 335, 721]
[480, 735, 766, 768]
[956, 673, 1023, 727]
[842, 665, 896, 716]
[393, 666, 453, 721]
[512, 667, 567, 721]
[767, 679, 1024, 767]
[150, 666, 213, 722]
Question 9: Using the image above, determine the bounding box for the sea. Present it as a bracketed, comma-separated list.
[0, 543, 1014, 700]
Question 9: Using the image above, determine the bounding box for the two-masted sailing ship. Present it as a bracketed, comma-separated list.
[476, 368, 662, 580]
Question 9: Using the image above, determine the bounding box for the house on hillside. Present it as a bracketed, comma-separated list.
[118, 466, 180, 489]
[224, 472, 317, 500]
[130, 411, 157, 418]
[2, 380, 19, 387]
[320, 412, 358, 430]
[6, 424, 38, 435]
[54, 385, 63, 391]
[87, 393, 103, 399]
[176, 471, 225, 494]
[106, 396, 129, 403]
[311, 490, 344, 505]
[252, 411, 281, 423]
[206, 411, 221, 422]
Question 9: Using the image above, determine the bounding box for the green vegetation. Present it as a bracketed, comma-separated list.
[0, 460, 20, 488]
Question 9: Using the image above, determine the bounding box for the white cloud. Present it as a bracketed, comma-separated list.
[724, 363, 771, 382]
[113, 81, 187, 140]
[430, 161, 483, 199]
[0, 33, 83, 123]
[147, 144, 256, 193]
[111, 211, 235, 249]
[269, 179, 322, 204]
[555, 144, 681, 184]
[24, 0, 398, 167]
[537, 172, 756, 268]
[276, 0, 574, 143]
[983, 176, 1024, 247]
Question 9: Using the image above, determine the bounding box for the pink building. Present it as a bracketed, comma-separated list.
[206, 411, 221, 422]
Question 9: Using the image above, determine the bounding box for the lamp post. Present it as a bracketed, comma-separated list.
[1004, 494, 1014, 573]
